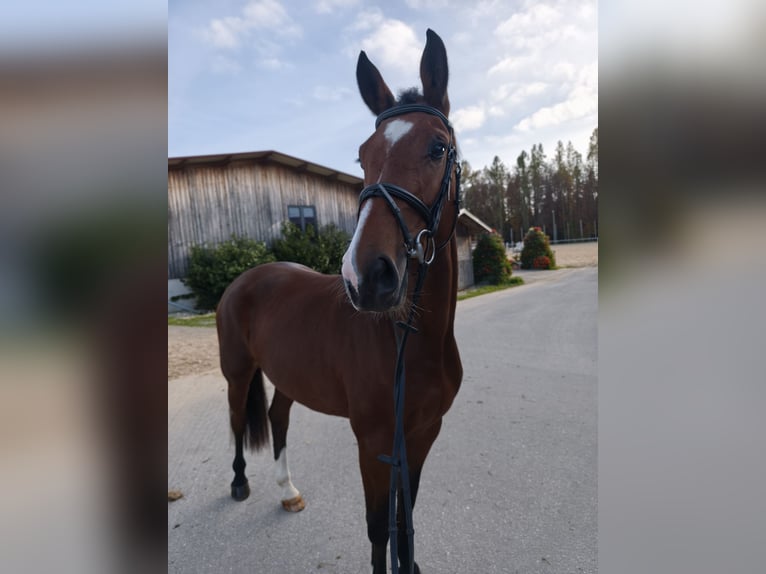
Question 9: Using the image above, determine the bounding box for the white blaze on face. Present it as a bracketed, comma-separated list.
[342, 201, 373, 292]
[342, 119, 412, 301]
[275, 447, 300, 502]
[384, 119, 413, 150]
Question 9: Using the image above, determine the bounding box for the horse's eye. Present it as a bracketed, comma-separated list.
[429, 142, 447, 160]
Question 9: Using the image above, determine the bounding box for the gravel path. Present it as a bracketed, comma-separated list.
[168, 267, 597, 573]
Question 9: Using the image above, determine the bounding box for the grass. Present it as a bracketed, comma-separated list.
[168, 312, 217, 327]
[457, 276, 524, 301]
[168, 277, 526, 323]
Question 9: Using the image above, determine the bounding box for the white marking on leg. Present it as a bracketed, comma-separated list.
[342, 201, 373, 292]
[275, 447, 300, 502]
[384, 119, 413, 150]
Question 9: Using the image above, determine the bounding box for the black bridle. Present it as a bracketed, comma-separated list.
[358, 104, 461, 574]
[358, 104, 462, 265]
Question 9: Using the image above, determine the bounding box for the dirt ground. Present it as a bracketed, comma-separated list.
[548, 241, 598, 267]
[168, 326, 220, 381]
[168, 242, 598, 381]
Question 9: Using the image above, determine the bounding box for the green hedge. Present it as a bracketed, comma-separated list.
[182, 223, 351, 311]
[272, 222, 349, 275]
[520, 227, 556, 269]
[472, 232, 513, 285]
[183, 236, 275, 311]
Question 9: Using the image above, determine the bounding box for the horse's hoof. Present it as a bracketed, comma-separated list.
[231, 482, 250, 501]
[281, 495, 305, 512]
[400, 561, 420, 574]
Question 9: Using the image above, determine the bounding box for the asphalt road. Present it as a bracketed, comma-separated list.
[168, 267, 597, 574]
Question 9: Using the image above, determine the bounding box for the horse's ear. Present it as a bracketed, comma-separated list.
[356, 51, 396, 116]
[420, 29, 450, 116]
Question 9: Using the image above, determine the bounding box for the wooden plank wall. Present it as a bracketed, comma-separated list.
[168, 159, 361, 278]
[456, 224, 475, 290]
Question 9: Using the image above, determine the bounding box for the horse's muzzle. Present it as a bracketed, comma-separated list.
[345, 255, 406, 312]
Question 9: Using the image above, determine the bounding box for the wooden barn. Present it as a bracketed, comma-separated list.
[168, 150, 490, 302]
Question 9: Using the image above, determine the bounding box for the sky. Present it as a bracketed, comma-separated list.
[169, 0, 597, 178]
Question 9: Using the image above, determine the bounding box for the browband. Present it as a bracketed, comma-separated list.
[375, 104, 452, 131]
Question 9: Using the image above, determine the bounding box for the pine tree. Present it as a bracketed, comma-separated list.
[463, 127, 597, 244]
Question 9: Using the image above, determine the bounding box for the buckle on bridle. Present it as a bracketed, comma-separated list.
[409, 229, 436, 265]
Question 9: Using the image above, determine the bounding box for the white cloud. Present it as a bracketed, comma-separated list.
[204, 17, 248, 49]
[451, 31, 472, 45]
[211, 55, 242, 75]
[358, 19, 421, 74]
[405, 0, 450, 9]
[494, 2, 592, 51]
[496, 3, 562, 38]
[350, 8, 384, 31]
[578, 60, 598, 89]
[467, 80, 549, 123]
[578, 1, 596, 21]
[201, 0, 301, 50]
[315, 0, 359, 14]
[519, 81, 548, 99]
[312, 85, 353, 102]
[515, 95, 591, 131]
[491, 81, 548, 105]
[242, 0, 291, 27]
[477, 2, 596, 145]
[488, 55, 535, 77]
[171, 0, 598, 172]
[551, 61, 577, 81]
[258, 57, 291, 70]
[452, 105, 486, 132]
[515, 61, 597, 131]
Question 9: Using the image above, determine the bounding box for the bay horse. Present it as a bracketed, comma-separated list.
[216, 29, 462, 574]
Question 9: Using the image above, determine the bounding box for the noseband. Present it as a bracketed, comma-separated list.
[357, 104, 462, 265]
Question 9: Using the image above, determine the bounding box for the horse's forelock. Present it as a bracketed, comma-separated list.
[396, 88, 423, 106]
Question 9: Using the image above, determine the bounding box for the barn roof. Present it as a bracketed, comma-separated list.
[458, 208, 493, 234]
[168, 150, 363, 186]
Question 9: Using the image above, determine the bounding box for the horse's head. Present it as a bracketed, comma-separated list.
[342, 29, 458, 313]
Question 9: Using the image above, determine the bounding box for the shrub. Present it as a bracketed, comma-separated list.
[472, 232, 513, 285]
[271, 222, 350, 275]
[533, 255, 551, 269]
[520, 227, 556, 270]
[183, 236, 275, 310]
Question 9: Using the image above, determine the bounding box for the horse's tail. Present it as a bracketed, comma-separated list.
[244, 369, 270, 452]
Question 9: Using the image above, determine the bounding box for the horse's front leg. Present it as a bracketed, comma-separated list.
[395, 467, 422, 574]
[396, 418, 443, 574]
[357, 436, 392, 574]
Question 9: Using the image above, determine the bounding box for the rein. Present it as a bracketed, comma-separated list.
[357, 104, 461, 574]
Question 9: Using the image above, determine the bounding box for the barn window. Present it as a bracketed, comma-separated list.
[288, 205, 317, 233]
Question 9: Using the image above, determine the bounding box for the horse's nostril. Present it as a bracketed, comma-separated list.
[370, 256, 399, 299]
